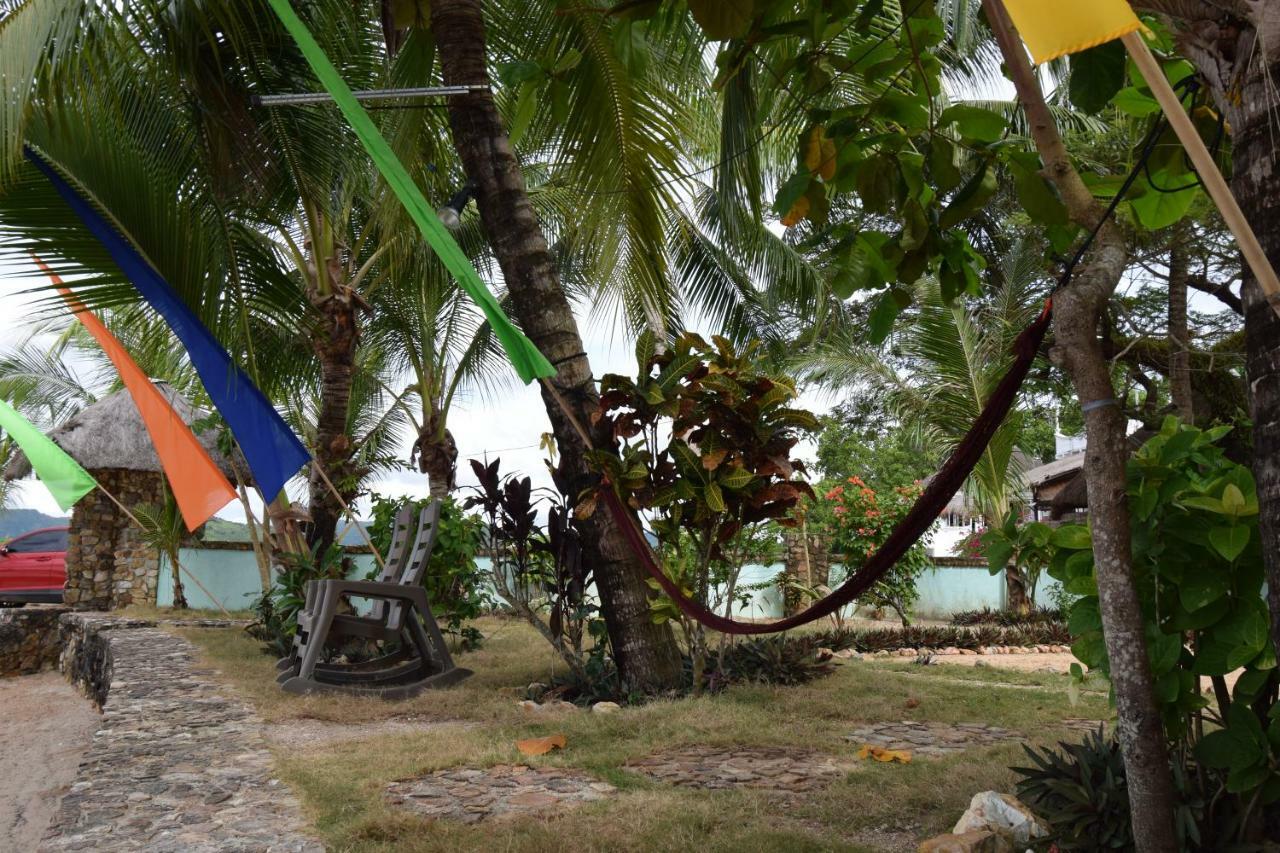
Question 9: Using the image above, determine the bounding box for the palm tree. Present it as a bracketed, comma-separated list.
[797, 239, 1048, 608]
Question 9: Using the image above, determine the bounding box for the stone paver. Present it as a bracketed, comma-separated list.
[845, 721, 1018, 757]
[626, 746, 857, 792]
[41, 616, 322, 852]
[386, 765, 614, 823]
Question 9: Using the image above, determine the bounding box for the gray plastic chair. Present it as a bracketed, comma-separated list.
[276, 501, 472, 698]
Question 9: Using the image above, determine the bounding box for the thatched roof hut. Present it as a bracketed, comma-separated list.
[3, 381, 246, 610]
[3, 381, 244, 482]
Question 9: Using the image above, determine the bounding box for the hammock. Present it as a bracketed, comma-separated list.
[597, 302, 1053, 635]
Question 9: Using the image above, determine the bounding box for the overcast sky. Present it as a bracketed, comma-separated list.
[0, 258, 830, 523]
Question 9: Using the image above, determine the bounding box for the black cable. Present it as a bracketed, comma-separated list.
[1053, 112, 1171, 293]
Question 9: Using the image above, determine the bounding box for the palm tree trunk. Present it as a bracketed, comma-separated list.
[1232, 56, 1280, 678]
[428, 0, 683, 692]
[306, 291, 360, 558]
[984, 3, 1179, 847]
[170, 548, 189, 609]
[1167, 236, 1194, 422]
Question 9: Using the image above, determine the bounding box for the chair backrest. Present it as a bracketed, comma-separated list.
[400, 500, 443, 586]
[384, 500, 442, 632]
[377, 504, 417, 584]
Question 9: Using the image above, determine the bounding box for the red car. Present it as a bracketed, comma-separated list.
[0, 526, 68, 604]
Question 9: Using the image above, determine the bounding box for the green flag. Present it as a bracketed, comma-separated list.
[0, 398, 96, 511]
[266, 0, 555, 385]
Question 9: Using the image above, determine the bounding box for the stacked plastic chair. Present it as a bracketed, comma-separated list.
[275, 501, 472, 698]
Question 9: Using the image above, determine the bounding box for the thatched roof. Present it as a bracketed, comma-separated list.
[3, 381, 247, 482]
[1046, 428, 1156, 512]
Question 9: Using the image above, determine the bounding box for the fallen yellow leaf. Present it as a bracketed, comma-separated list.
[517, 734, 567, 756]
[857, 744, 911, 764]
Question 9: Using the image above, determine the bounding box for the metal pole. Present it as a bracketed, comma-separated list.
[253, 85, 489, 107]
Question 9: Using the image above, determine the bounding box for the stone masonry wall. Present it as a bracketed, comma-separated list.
[65, 468, 164, 610]
[0, 604, 68, 676]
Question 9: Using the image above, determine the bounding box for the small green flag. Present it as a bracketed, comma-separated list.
[0, 398, 97, 511]
[267, 0, 555, 385]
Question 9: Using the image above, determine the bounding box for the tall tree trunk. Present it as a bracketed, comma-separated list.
[428, 0, 683, 692]
[1167, 235, 1194, 422]
[984, 2, 1179, 847]
[1234, 48, 1280, 684]
[306, 285, 361, 558]
[1145, 0, 1280, 721]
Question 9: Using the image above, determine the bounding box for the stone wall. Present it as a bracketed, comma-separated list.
[65, 468, 164, 610]
[0, 605, 68, 677]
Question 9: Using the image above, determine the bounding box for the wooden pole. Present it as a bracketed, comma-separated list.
[1121, 31, 1280, 317]
[94, 484, 233, 618]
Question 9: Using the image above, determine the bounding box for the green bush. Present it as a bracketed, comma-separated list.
[1014, 727, 1204, 851]
[949, 606, 1065, 627]
[367, 493, 490, 651]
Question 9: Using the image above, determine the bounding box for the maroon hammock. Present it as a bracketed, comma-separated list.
[599, 302, 1053, 635]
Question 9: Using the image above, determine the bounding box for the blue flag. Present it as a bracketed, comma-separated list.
[27, 148, 310, 501]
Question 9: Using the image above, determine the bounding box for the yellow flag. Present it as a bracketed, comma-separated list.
[1002, 0, 1142, 63]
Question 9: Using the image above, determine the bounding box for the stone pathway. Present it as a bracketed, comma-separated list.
[41, 618, 322, 852]
[626, 746, 857, 792]
[386, 765, 615, 823]
[845, 721, 1018, 757]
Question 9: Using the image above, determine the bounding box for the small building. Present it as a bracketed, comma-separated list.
[3, 382, 242, 610]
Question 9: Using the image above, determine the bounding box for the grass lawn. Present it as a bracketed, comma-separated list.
[178, 616, 1109, 852]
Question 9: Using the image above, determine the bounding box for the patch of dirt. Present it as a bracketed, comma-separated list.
[263, 716, 477, 750]
[0, 671, 99, 852]
[936, 651, 1077, 673]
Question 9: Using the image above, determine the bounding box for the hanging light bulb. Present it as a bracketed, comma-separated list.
[437, 182, 477, 230]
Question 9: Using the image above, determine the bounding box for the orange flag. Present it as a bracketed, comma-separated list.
[36, 260, 237, 530]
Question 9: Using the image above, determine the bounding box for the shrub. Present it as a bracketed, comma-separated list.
[712, 635, 837, 688]
[821, 477, 929, 625]
[949, 606, 1065, 627]
[1014, 727, 1204, 851]
[246, 542, 349, 657]
[367, 493, 490, 651]
[808, 622, 1070, 653]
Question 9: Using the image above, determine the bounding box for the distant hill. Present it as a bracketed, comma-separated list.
[199, 517, 369, 546]
[0, 508, 68, 539]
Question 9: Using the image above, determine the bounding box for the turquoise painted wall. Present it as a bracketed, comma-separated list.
[156, 548, 1061, 618]
[156, 549, 378, 611]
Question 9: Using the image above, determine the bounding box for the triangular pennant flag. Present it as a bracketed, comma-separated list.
[265, 0, 555, 385]
[41, 262, 238, 531]
[0, 398, 96, 511]
[1001, 0, 1142, 63]
[25, 148, 311, 502]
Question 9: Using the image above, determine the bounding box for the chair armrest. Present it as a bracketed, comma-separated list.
[313, 579, 420, 602]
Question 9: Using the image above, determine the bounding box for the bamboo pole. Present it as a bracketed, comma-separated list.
[1121, 31, 1280, 317]
[94, 484, 233, 618]
[310, 460, 386, 570]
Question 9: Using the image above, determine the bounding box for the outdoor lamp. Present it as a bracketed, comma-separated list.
[437, 182, 477, 230]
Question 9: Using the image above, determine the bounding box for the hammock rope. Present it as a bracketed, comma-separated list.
[534, 98, 1172, 637]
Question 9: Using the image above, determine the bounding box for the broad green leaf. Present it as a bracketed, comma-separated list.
[1068, 41, 1125, 114]
[867, 289, 903, 344]
[938, 104, 1007, 143]
[1222, 483, 1247, 515]
[1051, 524, 1091, 550]
[939, 162, 997, 228]
[1180, 568, 1229, 612]
[1008, 157, 1068, 226]
[688, 0, 754, 39]
[704, 482, 726, 513]
[1209, 525, 1250, 562]
[1113, 86, 1160, 117]
[1130, 168, 1198, 229]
